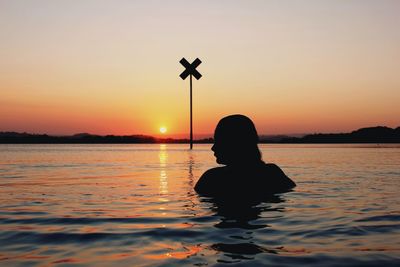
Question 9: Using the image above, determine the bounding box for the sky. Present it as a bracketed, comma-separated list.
[1, 0, 399, 137]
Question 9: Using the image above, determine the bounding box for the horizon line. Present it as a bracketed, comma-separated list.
[1, 125, 399, 138]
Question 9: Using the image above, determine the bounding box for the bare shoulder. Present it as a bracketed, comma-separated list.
[194, 167, 226, 194]
[264, 163, 296, 188]
[204, 166, 227, 177]
[265, 163, 286, 174]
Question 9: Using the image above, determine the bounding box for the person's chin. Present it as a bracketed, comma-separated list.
[215, 157, 225, 165]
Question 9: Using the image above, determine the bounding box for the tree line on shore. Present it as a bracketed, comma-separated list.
[1, 126, 399, 144]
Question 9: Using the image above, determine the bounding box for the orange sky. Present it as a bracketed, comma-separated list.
[1, 1, 399, 137]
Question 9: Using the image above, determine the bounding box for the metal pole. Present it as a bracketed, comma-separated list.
[190, 74, 193, 149]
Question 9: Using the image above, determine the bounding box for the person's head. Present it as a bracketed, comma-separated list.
[212, 114, 262, 165]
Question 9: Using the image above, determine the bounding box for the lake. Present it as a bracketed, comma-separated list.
[0, 144, 399, 266]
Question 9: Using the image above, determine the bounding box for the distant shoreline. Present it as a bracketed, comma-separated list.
[1, 126, 399, 144]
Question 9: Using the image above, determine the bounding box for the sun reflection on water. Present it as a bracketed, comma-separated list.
[158, 144, 168, 195]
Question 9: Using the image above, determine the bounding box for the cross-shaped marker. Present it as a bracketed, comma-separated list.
[180, 58, 202, 80]
[179, 57, 202, 149]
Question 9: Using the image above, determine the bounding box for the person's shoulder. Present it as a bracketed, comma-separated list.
[264, 163, 285, 174]
[264, 162, 296, 188]
[201, 166, 226, 178]
[197, 167, 226, 185]
[195, 167, 227, 194]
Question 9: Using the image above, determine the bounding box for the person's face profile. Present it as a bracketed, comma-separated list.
[212, 126, 234, 165]
[211, 115, 259, 166]
[211, 140, 225, 164]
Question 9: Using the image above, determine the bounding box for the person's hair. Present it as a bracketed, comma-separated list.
[215, 114, 262, 163]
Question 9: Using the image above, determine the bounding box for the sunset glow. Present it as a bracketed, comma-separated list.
[0, 1, 399, 137]
[159, 127, 167, 134]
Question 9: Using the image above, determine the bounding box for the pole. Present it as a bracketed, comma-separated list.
[190, 74, 193, 149]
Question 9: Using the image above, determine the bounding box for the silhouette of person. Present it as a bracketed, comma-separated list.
[195, 114, 295, 198]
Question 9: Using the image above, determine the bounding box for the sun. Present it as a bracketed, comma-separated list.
[159, 127, 167, 134]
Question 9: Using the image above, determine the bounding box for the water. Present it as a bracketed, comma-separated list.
[0, 144, 399, 266]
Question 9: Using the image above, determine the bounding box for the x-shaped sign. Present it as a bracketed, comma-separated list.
[179, 58, 202, 80]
